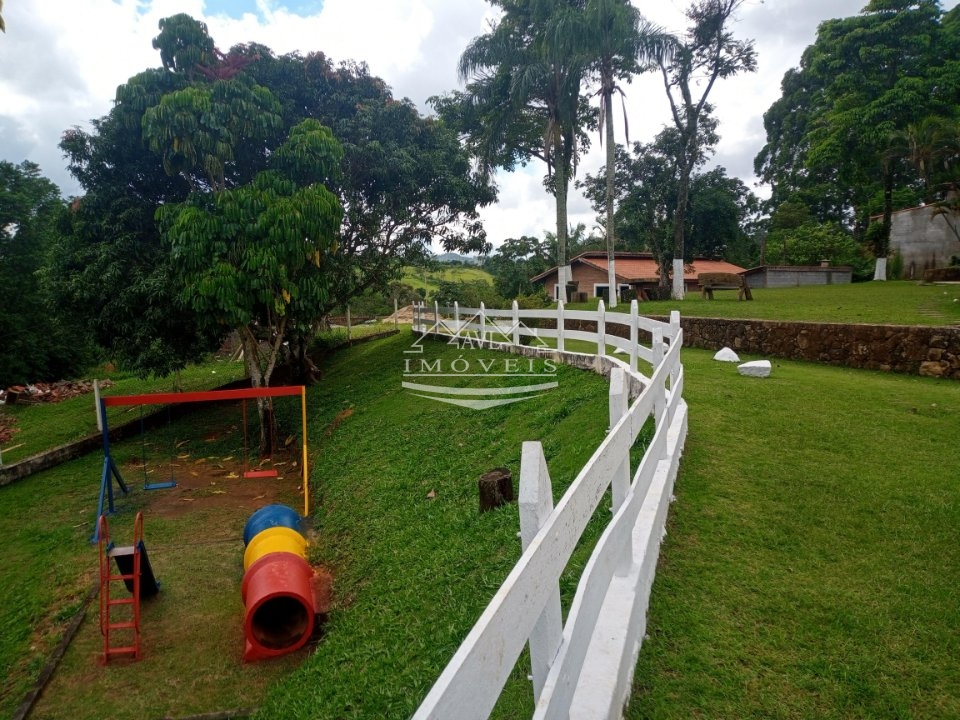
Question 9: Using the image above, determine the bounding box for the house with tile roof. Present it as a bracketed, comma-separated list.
[530, 251, 747, 302]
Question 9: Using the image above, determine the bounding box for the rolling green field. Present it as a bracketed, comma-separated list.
[399, 264, 493, 295]
[2, 284, 958, 718]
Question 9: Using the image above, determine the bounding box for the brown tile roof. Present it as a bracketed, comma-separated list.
[531, 251, 746, 283]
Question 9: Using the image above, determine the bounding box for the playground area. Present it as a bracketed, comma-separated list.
[7, 394, 333, 720]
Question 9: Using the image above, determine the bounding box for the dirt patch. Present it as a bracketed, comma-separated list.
[119, 432, 305, 520]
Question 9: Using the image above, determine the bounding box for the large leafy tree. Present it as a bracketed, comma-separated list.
[53, 15, 493, 392]
[581, 0, 672, 307]
[243, 50, 496, 314]
[0, 162, 92, 386]
[756, 1, 960, 275]
[444, 0, 593, 302]
[658, 0, 756, 298]
[156, 122, 344, 401]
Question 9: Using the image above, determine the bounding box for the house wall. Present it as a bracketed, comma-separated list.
[571, 264, 610, 295]
[889, 205, 960, 279]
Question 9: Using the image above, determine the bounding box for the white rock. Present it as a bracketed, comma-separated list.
[713, 347, 740, 362]
[738, 360, 772, 378]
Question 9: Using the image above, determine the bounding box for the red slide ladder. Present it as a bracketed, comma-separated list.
[98, 512, 144, 663]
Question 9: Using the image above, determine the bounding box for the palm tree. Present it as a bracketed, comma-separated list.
[458, 0, 589, 303]
[582, 0, 673, 306]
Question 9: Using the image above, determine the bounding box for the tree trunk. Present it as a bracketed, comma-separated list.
[672, 154, 692, 300]
[604, 88, 617, 308]
[554, 134, 570, 304]
[479, 468, 514, 512]
[875, 166, 894, 281]
[239, 324, 283, 456]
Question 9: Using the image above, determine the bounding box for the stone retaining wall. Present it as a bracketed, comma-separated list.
[667, 317, 960, 379]
[567, 317, 960, 379]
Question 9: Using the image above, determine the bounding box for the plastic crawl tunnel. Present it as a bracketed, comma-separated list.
[241, 504, 317, 662]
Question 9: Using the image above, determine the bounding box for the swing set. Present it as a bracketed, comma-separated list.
[93, 386, 310, 541]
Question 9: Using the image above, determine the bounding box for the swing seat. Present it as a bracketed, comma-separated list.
[243, 469, 278, 479]
[144, 480, 177, 490]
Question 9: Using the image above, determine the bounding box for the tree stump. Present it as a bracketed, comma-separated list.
[479, 468, 514, 513]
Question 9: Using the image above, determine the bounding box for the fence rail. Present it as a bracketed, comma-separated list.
[411, 300, 688, 719]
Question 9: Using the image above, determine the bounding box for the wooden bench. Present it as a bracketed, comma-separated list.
[699, 272, 752, 300]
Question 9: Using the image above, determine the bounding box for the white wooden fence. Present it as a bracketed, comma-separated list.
[411, 300, 688, 719]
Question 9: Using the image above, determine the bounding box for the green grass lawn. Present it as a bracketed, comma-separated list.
[572, 280, 960, 327]
[629, 352, 960, 719]
[2, 286, 958, 718]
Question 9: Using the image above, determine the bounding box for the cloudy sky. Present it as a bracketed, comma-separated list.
[2, 0, 957, 248]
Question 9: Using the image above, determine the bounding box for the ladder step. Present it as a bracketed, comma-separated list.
[107, 598, 135, 607]
[105, 646, 138, 655]
[106, 573, 136, 581]
[108, 621, 138, 630]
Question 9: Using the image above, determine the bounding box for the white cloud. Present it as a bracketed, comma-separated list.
[1, 0, 957, 247]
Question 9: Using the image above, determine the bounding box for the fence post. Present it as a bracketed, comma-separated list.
[652, 326, 665, 422]
[519, 441, 562, 702]
[557, 300, 565, 353]
[346, 306, 352, 342]
[670, 310, 682, 389]
[94, 379, 103, 432]
[480, 302, 487, 345]
[597, 299, 606, 359]
[454, 301, 460, 334]
[512, 300, 520, 346]
[434, 300, 440, 331]
[609, 368, 633, 576]
[629, 299, 639, 374]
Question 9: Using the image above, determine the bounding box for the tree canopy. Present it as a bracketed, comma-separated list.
[0, 162, 92, 386]
[51, 14, 494, 386]
[755, 1, 960, 266]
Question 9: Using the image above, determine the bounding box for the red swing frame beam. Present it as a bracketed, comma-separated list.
[102, 386, 311, 515]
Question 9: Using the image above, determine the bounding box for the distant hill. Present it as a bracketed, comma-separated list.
[400, 264, 494, 295]
[434, 252, 482, 265]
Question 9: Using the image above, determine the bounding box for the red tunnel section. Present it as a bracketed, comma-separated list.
[241, 504, 318, 662]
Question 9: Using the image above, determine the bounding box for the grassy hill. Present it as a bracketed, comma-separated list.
[400, 264, 494, 296]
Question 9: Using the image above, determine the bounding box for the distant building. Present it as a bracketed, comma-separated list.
[531, 251, 747, 302]
[742, 263, 852, 289]
[887, 202, 960, 279]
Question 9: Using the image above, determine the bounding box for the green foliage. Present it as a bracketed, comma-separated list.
[51, 15, 494, 384]
[443, 0, 597, 278]
[767, 222, 867, 269]
[756, 1, 960, 231]
[157, 121, 344, 389]
[142, 77, 283, 190]
[483, 235, 552, 298]
[247, 51, 495, 311]
[428, 279, 505, 308]
[889, 248, 905, 279]
[579, 127, 761, 267]
[0, 162, 94, 385]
